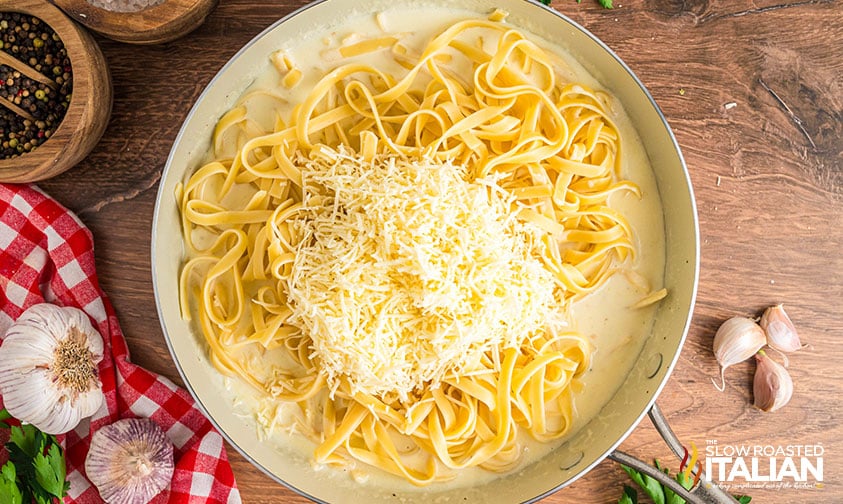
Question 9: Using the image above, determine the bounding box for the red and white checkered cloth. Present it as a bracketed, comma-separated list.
[0, 183, 242, 504]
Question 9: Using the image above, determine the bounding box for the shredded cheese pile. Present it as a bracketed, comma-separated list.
[286, 150, 559, 401]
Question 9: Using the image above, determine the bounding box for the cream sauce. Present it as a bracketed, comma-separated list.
[204, 6, 665, 493]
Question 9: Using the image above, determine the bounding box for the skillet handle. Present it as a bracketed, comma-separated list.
[607, 403, 739, 504]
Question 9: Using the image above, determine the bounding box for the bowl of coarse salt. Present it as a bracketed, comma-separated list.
[52, 0, 217, 45]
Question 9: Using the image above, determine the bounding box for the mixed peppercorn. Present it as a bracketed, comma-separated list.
[0, 12, 73, 159]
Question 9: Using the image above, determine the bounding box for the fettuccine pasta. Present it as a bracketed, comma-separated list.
[178, 13, 640, 485]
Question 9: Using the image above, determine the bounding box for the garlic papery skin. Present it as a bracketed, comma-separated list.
[753, 350, 793, 412]
[0, 303, 105, 435]
[760, 304, 803, 353]
[85, 418, 174, 504]
[712, 316, 766, 392]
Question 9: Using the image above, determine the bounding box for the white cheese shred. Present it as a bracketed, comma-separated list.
[286, 149, 559, 402]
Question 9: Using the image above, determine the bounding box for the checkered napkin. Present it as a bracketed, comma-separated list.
[0, 183, 242, 504]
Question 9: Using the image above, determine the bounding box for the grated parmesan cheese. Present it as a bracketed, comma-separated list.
[285, 149, 561, 402]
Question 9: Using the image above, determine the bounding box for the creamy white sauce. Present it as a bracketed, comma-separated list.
[204, 6, 665, 493]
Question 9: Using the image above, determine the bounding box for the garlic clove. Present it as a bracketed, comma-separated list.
[75, 386, 107, 419]
[712, 316, 767, 392]
[0, 323, 57, 368]
[85, 418, 174, 504]
[753, 350, 793, 412]
[0, 303, 105, 435]
[35, 386, 104, 436]
[760, 304, 803, 354]
[42, 401, 82, 438]
[0, 369, 63, 429]
[38, 385, 105, 435]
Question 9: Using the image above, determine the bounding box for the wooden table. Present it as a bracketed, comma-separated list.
[37, 0, 841, 502]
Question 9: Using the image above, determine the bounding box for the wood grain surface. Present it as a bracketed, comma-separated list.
[35, 0, 842, 502]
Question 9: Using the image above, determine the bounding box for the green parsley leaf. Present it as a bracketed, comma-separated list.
[554, 0, 615, 8]
[33, 443, 67, 498]
[653, 459, 686, 504]
[664, 480, 683, 504]
[0, 463, 23, 504]
[620, 459, 752, 504]
[9, 424, 38, 459]
[621, 464, 665, 504]
[32, 488, 51, 504]
[618, 485, 638, 504]
[0, 411, 69, 504]
[540, 0, 551, 4]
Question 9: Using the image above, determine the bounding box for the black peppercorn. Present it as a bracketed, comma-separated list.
[0, 11, 72, 159]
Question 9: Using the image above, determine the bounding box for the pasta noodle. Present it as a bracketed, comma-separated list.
[178, 13, 639, 485]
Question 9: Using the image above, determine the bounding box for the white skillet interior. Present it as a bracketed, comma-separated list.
[152, 0, 698, 502]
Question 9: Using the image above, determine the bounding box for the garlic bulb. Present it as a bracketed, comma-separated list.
[760, 304, 803, 354]
[85, 418, 174, 504]
[0, 303, 105, 435]
[753, 350, 793, 412]
[712, 316, 766, 392]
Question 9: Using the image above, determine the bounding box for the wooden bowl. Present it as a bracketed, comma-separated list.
[52, 0, 217, 45]
[0, 0, 112, 183]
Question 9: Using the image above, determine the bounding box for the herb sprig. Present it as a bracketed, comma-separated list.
[539, 0, 614, 9]
[0, 409, 69, 504]
[619, 459, 751, 504]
